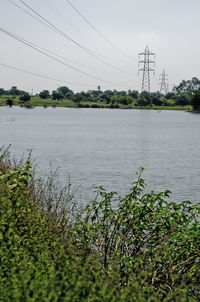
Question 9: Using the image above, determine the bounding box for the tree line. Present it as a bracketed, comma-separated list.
[1, 77, 200, 110]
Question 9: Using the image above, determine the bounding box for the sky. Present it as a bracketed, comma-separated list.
[1, 0, 200, 94]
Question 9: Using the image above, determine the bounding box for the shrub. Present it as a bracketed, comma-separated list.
[0, 150, 200, 301]
[19, 92, 31, 102]
[6, 99, 13, 107]
[191, 90, 200, 111]
[39, 90, 50, 99]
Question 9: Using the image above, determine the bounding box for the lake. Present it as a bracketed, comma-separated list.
[0, 106, 200, 203]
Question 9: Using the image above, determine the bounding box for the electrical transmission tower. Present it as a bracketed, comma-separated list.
[159, 69, 168, 94]
[138, 46, 155, 93]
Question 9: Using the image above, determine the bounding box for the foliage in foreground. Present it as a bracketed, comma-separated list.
[0, 147, 200, 301]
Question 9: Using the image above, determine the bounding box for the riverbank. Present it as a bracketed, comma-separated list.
[0, 96, 192, 110]
[1, 147, 200, 301]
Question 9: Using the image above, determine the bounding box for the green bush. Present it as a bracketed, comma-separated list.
[0, 150, 200, 301]
[19, 93, 31, 103]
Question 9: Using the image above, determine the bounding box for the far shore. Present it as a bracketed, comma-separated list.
[0, 98, 192, 111]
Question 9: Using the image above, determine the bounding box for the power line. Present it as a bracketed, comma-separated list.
[0, 27, 131, 88]
[39, 0, 130, 64]
[7, 0, 60, 34]
[0, 27, 114, 84]
[40, 0, 96, 44]
[33, 46, 127, 74]
[8, 0, 135, 68]
[22, 40, 134, 75]
[64, 0, 137, 62]
[12, 0, 125, 72]
[7, 0, 124, 74]
[0, 62, 91, 87]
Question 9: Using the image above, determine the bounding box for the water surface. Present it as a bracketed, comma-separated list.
[0, 106, 200, 203]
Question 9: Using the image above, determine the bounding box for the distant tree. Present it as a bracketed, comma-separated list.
[151, 97, 162, 106]
[173, 77, 200, 94]
[136, 96, 149, 107]
[110, 96, 120, 105]
[189, 77, 200, 91]
[160, 97, 168, 106]
[166, 99, 176, 106]
[191, 90, 200, 111]
[173, 80, 187, 94]
[6, 99, 13, 107]
[84, 92, 93, 102]
[150, 92, 163, 106]
[79, 91, 86, 98]
[19, 93, 31, 102]
[9, 87, 23, 96]
[100, 93, 111, 104]
[161, 97, 176, 106]
[128, 90, 139, 99]
[174, 93, 191, 106]
[39, 90, 50, 99]
[57, 86, 74, 98]
[119, 96, 134, 105]
[74, 93, 84, 104]
[87, 90, 99, 98]
[137, 92, 152, 106]
[52, 90, 63, 100]
[165, 92, 176, 100]
[115, 90, 127, 96]
[0, 88, 5, 96]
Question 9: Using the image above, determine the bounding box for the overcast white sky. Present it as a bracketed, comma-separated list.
[1, 0, 200, 93]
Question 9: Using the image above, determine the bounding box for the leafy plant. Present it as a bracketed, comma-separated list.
[0, 150, 200, 301]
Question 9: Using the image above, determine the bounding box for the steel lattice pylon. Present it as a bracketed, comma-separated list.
[138, 46, 155, 93]
[159, 69, 168, 94]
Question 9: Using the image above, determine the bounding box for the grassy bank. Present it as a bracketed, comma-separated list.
[0, 96, 192, 110]
[0, 147, 200, 301]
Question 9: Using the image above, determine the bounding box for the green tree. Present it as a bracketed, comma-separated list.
[19, 92, 31, 102]
[9, 87, 24, 96]
[189, 77, 200, 91]
[165, 92, 176, 99]
[174, 93, 191, 106]
[119, 96, 134, 105]
[136, 92, 152, 106]
[39, 90, 50, 99]
[57, 86, 74, 98]
[52, 90, 63, 100]
[0, 88, 5, 96]
[74, 93, 84, 104]
[136, 96, 149, 106]
[128, 89, 139, 99]
[150, 92, 163, 106]
[173, 77, 200, 93]
[191, 90, 200, 111]
[6, 99, 13, 107]
[115, 90, 127, 96]
[100, 93, 111, 104]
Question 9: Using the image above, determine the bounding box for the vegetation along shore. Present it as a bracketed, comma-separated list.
[0, 146, 200, 301]
[1, 77, 200, 111]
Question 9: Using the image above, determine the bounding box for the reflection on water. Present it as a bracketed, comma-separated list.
[0, 106, 200, 203]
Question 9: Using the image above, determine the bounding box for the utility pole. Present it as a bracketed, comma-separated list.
[138, 46, 155, 93]
[159, 69, 168, 94]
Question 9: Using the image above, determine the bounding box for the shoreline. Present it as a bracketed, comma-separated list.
[0, 103, 192, 111]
